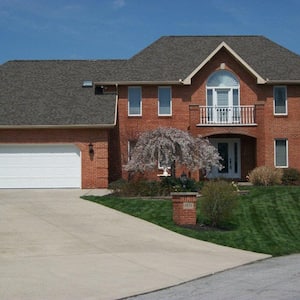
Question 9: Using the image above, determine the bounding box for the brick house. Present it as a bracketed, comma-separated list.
[1, 36, 300, 188]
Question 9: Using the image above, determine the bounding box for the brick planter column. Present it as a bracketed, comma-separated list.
[171, 192, 198, 225]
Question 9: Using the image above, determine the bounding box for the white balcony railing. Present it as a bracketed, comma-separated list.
[198, 106, 256, 126]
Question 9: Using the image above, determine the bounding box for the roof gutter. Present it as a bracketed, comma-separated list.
[94, 80, 183, 86]
[265, 79, 300, 85]
[0, 124, 116, 129]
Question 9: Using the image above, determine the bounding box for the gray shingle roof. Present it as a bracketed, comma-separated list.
[124, 36, 300, 82]
[0, 60, 124, 127]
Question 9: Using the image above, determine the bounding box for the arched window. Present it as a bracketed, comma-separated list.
[207, 70, 239, 88]
[206, 70, 240, 123]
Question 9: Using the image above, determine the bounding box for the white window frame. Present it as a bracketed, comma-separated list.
[274, 139, 288, 168]
[273, 86, 287, 115]
[206, 71, 240, 107]
[128, 86, 142, 116]
[206, 70, 240, 123]
[207, 88, 240, 106]
[158, 86, 172, 116]
[128, 140, 137, 162]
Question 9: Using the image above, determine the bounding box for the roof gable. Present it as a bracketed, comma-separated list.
[182, 41, 266, 84]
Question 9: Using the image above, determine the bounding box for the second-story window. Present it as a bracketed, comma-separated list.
[128, 87, 142, 116]
[274, 86, 287, 115]
[158, 86, 172, 116]
[206, 70, 240, 123]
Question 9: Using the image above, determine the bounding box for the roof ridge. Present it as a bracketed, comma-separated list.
[4, 59, 126, 62]
[164, 35, 265, 38]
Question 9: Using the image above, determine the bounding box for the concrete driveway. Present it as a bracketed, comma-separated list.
[0, 189, 270, 300]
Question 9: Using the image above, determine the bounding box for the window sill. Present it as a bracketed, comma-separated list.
[274, 114, 288, 117]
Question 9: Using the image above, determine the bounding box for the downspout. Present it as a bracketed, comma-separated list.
[113, 83, 119, 126]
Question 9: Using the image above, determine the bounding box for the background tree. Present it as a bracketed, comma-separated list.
[124, 127, 222, 174]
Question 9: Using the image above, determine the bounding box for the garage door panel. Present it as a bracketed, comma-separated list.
[0, 176, 80, 189]
[1, 159, 80, 174]
[0, 144, 81, 188]
[3, 167, 80, 177]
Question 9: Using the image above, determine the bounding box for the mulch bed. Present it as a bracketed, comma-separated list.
[179, 223, 229, 232]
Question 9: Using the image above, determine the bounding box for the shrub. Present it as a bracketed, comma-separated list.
[248, 166, 283, 186]
[160, 176, 200, 193]
[133, 180, 161, 196]
[282, 168, 300, 185]
[200, 180, 239, 228]
[109, 177, 202, 197]
[108, 179, 128, 194]
[109, 179, 160, 197]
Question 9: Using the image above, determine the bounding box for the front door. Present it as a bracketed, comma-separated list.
[208, 138, 241, 179]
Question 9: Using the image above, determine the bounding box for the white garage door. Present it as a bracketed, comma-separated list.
[0, 144, 81, 188]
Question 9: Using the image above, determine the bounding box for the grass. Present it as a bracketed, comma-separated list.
[82, 186, 300, 256]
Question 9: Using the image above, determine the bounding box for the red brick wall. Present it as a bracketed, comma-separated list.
[260, 85, 300, 170]
[0, 128, 110, 188]
[116, 47, 300, 180]
[117, 49, 263, 180]
[118, 84, 196, 180]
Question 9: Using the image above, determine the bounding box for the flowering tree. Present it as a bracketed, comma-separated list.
[124, 127, 222, 174]
[195, 137, 223, 173]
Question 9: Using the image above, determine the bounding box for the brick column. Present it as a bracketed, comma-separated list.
[171, 192, 198, 225]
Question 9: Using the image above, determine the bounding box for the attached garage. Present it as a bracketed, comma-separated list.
[0, 60, 118, 188]
[0, 144, 81, 188]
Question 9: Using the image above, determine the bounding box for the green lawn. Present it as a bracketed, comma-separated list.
[83, 186, 300, 256]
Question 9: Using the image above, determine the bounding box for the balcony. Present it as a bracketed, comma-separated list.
[198, 106, 256, 126]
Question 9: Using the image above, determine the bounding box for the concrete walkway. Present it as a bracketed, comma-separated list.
[0, 189, 270, 300]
